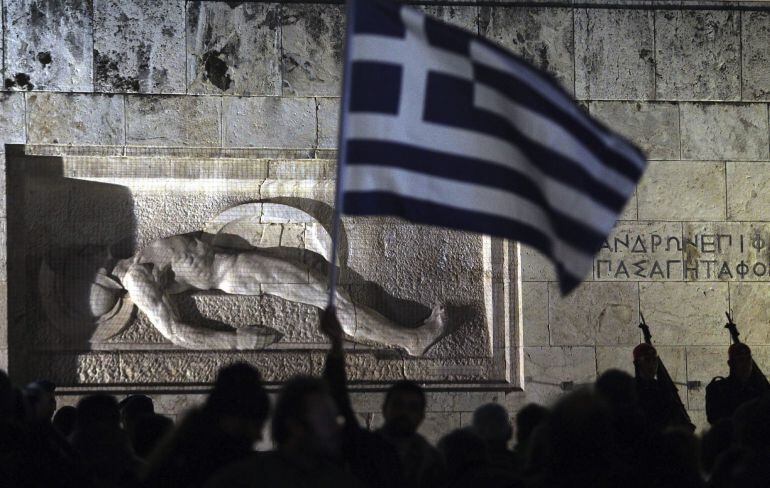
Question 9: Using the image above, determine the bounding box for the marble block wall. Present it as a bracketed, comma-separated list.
[2, 0, 770, 436]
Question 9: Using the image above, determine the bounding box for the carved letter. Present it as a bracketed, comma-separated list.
[632, 260, 648, 278]
[614, 261, 630, 279]
[736, 261, 750, 279]
[632, 236, 648, 253]
[717, 234, 732, 252]
[666, 236, 682, 252]
[614, 234, 630, 252]
[651, 234, 662, 253]
[666, 260, 682, 279]
[700, 260, 717, 279]
[701, 235, 716, 253]
[718, 262, 734, 280]
[649, 261, 665, 279]
[596, 260, 612, 278]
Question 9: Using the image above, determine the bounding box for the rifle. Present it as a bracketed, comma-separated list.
[724, 311, 770, 390]
[638, 313, 693, 428]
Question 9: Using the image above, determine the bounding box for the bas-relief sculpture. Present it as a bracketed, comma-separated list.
[20, 155, 515, 388]
[40, 203, 448, 357]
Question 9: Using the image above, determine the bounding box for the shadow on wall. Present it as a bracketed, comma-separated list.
[6, 147, 137, 386]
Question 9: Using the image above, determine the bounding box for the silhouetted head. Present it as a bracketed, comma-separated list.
[515, 403, 549, 446]
[438, 428, 488, 478]
[271, 375, 341, 458]
[728, 343, 753, 383]
[76, 394, 120, 431]
[545, 389, 616, 473]
[119, 394, 154, 432]
[204, 362, 270, 443]
[633, 343, 659, 380]
[23, 379, 57, 423]
[52, 405, 77, 437]
[131, 413, 174, 459]
[596, 369, 638, 409]
[382, 380, 426, 437]
[472, 403, 513, 446]
[733, 396, 770, 451]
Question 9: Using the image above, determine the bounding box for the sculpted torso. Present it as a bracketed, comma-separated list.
[113, 235, 218, 293]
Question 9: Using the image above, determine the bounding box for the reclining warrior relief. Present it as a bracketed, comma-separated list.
[40, 203, 447, 356]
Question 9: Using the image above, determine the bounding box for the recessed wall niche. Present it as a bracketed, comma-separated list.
[4, 145, 521, 394]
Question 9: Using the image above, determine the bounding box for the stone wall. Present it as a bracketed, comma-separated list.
[2, 0, 770, 437]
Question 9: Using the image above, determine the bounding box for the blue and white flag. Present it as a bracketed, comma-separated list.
[337, 0, 647, 294]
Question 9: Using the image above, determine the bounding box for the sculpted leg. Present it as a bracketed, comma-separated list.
[220, 252, 447, 356]
[261, 281, 445, 356]
[122, 263, 272, 350]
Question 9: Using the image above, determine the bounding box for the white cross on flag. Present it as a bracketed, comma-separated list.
[336, 0, 647, 294]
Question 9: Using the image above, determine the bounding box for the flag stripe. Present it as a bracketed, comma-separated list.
[343, 191, 589, 284]
[473, 62, 643, 181]
[347, 112, 622, 231]
[422, 72, 631, 211]
[352, 34, 474, 80]
[353, 0, 405, 37]
[471, 38, 646, 171]
[471, 46, 646, 178]
[346, 139, 616, 239]
[344, 164, 603, 269]
[473, 83, 637, 197]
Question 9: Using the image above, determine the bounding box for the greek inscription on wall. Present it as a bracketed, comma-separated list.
[595, 229, 770, 281]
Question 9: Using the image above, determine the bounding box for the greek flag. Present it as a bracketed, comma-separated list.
[337, 0, 647, 294]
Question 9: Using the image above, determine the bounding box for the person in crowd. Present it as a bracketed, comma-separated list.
[526, 388, 629, 488]
[205, 374, 364, 487]
[708, 396, 770, 487]
[594, 369, 654, 487]
[119, 394, 157, 455]
[438, 427, 522, 488]
[130, 413, 173, 460]
[633, 343, 694, 431]
[0, 369, 39, 486]
[706, 343, 768, 424]
[142, 362, 270, 488]
[206, 306, 401, 488]
[511, 403, 548, 474]
[52, 405, 78, 438]
[119, 394, 154, 432]
[21, 380, 91, 488]
[472, 403, 515, 472]
[23, 379, 57, 424]
[376, 379, 445, 488]
[69, 394, 141, 488]
[319, 306, 407, 488]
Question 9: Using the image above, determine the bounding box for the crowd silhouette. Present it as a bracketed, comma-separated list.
[2, 308, 770, 487]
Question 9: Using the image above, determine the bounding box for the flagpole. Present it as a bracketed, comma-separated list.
[327, 0, 356, 309]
